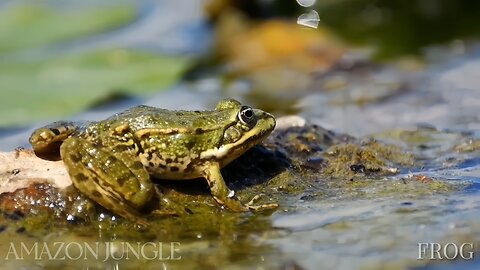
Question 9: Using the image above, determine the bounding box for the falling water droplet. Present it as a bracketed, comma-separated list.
[297, 10, 320, 29]
[296, 0, 317, 8]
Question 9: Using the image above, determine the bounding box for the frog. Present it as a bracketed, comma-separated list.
[29, 99, 278, 224]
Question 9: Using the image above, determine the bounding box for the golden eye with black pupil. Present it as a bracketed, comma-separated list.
[238, 106, 256, 126]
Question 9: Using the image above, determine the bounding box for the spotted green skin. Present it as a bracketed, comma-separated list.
[29, 99, 277, 224]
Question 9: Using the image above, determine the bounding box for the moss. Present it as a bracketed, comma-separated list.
[322, 139, 415, 178]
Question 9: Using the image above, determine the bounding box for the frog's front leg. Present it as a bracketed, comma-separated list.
[202, 162, 278, 212]
[60, 137, 155, 225]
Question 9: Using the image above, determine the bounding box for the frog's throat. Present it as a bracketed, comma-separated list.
[199, 118, 274, 160]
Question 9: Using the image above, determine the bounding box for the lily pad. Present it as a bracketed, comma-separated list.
[0, 2, 135, 53]
[0, 50, 188, 127]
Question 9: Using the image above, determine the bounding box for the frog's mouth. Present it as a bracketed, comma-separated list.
[200, 112, 275, 164]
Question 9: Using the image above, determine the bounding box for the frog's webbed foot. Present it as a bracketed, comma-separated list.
[203, 162, 278, 212]
[30, 121, 78, 158]
[60, 137, 154, 226]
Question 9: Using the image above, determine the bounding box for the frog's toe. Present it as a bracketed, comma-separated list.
[246, 194, 264, 205]
[245, 202, 279, 211]
[244, 194, 278, 211]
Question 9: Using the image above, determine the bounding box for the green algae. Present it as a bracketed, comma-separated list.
[322, 139, 415, 178]
[372, 127, 465, 152]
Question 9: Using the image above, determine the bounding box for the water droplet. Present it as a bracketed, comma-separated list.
[296, 0, 316, 7]
[297, 10, 320, 29]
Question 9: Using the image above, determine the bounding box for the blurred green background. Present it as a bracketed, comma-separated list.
[1, 0, 479, 127]
[0, 1, 188, 127]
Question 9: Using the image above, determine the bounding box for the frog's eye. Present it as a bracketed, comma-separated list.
[239, 106, 256, 126]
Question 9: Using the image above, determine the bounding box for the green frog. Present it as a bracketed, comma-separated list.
[29, 99, 278, 224]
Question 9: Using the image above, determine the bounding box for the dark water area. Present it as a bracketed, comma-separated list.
[316, 0, 480, 59]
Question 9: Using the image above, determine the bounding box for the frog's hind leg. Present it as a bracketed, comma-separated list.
[30, 121, 78, 158]
[60, 137, 155, 226]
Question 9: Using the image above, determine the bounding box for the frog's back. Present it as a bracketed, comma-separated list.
[104, 105, 235, 132]
[30, 104, 236, 156]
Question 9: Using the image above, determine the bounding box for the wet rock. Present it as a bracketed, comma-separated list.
[0, 148, 70, 194]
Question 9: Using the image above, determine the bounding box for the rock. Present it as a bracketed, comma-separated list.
[0, 148, 71, 194]
[275, 115, 307, 130]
